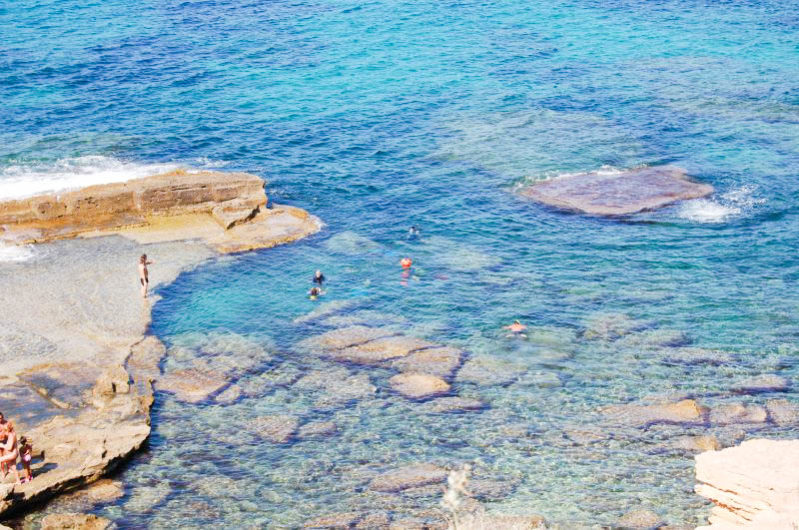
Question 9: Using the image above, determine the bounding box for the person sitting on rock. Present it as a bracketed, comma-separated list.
[18, 436, 32, 483]
[0, 421, 21, 483]
[504, 320, 527, 338]
[312, 270, 325, 286]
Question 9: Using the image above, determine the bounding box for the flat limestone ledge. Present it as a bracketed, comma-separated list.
[518, 166, 713, 216]
[0, 338, 160, 518]
[0, 168, 321, 253]
[0, 169, 266, 242]
[695, 438, 799, 529]
[86, 203, 322, 254]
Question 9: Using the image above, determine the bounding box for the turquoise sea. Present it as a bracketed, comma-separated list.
[2, 0, 799, 527]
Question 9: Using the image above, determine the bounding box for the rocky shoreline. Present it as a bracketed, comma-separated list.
[0, 170, 320, 520]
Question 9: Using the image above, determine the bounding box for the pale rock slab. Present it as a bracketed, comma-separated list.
[695, 439, 799, 529]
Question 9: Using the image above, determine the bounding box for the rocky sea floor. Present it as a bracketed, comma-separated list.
[9, 230, 797, 529]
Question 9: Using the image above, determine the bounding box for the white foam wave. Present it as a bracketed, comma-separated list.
[678, 185, 764, 223]
[0, 156, 182, 200]
[0, 244, 36, 263]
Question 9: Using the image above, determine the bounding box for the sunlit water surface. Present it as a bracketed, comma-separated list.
[3, 0, 799, 527]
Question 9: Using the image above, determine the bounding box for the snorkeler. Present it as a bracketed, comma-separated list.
[309, 286, 323, 300]
[504, 320, 527, 338]
[313, 270, 325, 286]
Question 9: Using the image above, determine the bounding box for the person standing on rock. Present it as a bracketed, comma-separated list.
[139, 254, 154, 298]
[0, 421, 21, 483]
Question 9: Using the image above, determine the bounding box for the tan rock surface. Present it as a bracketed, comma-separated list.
[389, 373, 450, 399]
[157, 368, 229, 404]
[248, 415, 299, 444]
[391, 346, 462, 378]
[369, 464, 448, 493]
[299, 326, 396, 352]
[695, 438, 799, 529]
[331, 335, 436, 365]
[40, 513, 112, 530]
[602, 399, 707, 427]
[519, 165, 713, 216]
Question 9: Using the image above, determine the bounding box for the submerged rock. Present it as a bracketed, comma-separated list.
[124, 482, 171, 513]
[324, 231, 382, 254]
[425, 396, 485, 413]
[709, 403, 768, 426]
[668, 435, 722, 454]
[582, 313, 643, 341]
[300, 326, 396, 352]
[369, 464, 448, 493]
[85, 479, 125, 504]
[303, 512, 361, 528]
[456, 357, 526, 386]
[331, 336, 436, 365]
[158, 368, 229, 404]
[518, 165, 713, 216]
[617, 329, 689, 348]
[662, 348, 734, 366]
[248, 415, 299, 444]
[389, 373, 450, 399]
[391, 346, 462, 379]
[602, 399, 707, 427]
[214, 384, 242, 405]
[40, 513, 112, 530]
[297, 421, 338, 439]
[766, 399, 799, 426]
[733, 374, 790, 394]
[616, 509, 665, 529]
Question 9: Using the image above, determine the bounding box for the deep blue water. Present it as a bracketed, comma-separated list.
[3, 0, 799, 527]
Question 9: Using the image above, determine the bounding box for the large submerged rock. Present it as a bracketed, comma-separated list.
[519, 166, 713, 216]
[695, 439, 799, 529]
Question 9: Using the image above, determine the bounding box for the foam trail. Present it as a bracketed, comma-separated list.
[0, 156, 181, 200]
[678, 185, 763, 223]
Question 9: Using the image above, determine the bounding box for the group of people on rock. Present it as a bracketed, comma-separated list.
[0, 412, 33, 484]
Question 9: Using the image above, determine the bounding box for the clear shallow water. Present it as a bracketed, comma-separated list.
[3, 0, 799, 527]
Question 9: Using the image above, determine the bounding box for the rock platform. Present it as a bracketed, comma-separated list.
[0, 169, 320, 519]
[518, 166, 713, 215]
[695, 438, 799, 529]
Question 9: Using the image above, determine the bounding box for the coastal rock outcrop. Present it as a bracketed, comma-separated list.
[0, 355, 152, 517]
[0, 169, 320, 254]
[518, 166, 713, 216]
[0, 169, 322, 520]
[695, 438, 799, 529]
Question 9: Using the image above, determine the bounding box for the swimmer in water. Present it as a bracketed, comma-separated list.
[313, 270, 325, 286]
[309, 286, 323, 300]
[408, 226, 420, 240]
[138, 254, 154, 298]
[400, 257, 413, 269]
[504, 320, 527, 338]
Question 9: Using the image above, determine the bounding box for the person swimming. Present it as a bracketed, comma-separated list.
[313, 270, 325, 286]
[309, 286, 323, 300]
[400, 257, 413, 269]
[408, 226, 420, 240]
[504, 320, 527, 338]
